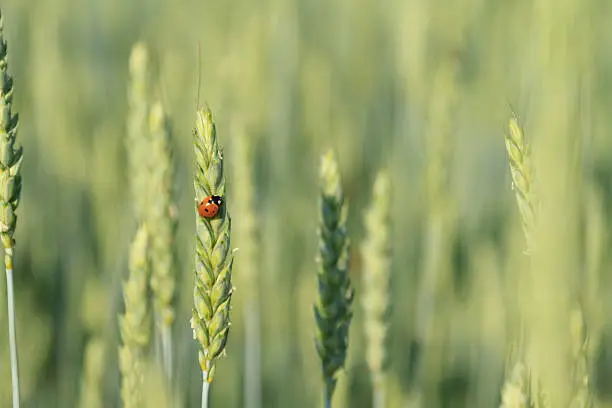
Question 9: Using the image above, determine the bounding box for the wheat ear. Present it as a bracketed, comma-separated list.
[119, 225, 152, 408]
[501, 113, 538, 407]
[191, 107, 234, 408]
[0, 9, 23, 408]
[148, 101, 177, 379]
[505, 114, 536, 253]
[232, 124, 261, 408]
[314, 150, 354, 408]
[126, 42, 151, 222]
[361, 171, 392, 408]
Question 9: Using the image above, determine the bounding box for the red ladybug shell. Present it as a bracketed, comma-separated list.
[198, 195, 223, 218]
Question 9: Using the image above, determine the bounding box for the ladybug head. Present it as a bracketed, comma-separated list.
[210, 195, 224, 206]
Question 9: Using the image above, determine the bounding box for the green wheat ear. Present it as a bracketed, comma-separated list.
[126, 42, 151, 222]
[191, 107, 234, 393]
[504, 114, 536, 253]
[148, 101, 177, 377]
[361, 170, 392, 408]
[119, 225, 152, 408]
[0, 15, 21, 252]
[314, 150, 354, 408]
[502, 113, 543, 407]
[0, 8, 23, 408]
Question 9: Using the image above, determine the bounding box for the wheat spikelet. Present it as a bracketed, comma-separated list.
[361, 170, 392, 408]
[314, 150, 354, 407]
[190, 107, 234, 392]
[0, 9, 23, 408]
[148, 101, 177, 376]
[126, 42, 152, 222]
[505, 114, 536, 253]
[119, 225, 152, 408]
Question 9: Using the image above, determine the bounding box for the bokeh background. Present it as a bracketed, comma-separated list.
[1, 0, 612, 407]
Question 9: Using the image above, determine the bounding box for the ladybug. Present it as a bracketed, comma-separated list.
[198, 195, 223, 219]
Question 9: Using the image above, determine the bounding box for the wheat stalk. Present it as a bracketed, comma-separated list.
[314, 150, 354, 408]
[361, 170, 392, 408]
[0, 9, 24, 408]
[78, 338, 106, 408]
[190, 107, 234, 408]
[148, 101, 177, 379]
[119, 225, 152, 408]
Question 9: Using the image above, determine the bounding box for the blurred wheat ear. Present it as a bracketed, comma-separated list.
[499, 362, 531, 408]
[361, 170, 392, 408]
[232, 122, 261, 408]
[568, 307, 594, 408]
[501, 113, 537, 407]
[148, 101, 177, 380]
[191, 107, 234, 408]
[504, 114, 536, 254]
[126, 42, 152, 222]
[119, 225, 152, 408]
[126, 42, 176, 379]
[0, 8, 24, 408]
[314, 150, 354, 408]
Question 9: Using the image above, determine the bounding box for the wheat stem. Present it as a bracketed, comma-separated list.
[6, 261, 19, 408]
[201, 372, 211, 408]
[160, 327, 172, 380]
[232, 122, 262, 408]
[324, 382, 333, 408]
[119, 225, 152, 408]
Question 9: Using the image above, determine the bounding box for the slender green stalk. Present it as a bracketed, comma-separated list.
[314, 150, 354, 408]
[148, 101, 177, 380]
[361, 171, 392, 408]
[78, 338, 106, 408]
[0, 9, 23, 408]
[5, 266, 19, 407]
[201, 373, 210, 408]
[413, 62, 457, 407]
[324, 383, 333, 408]
[119, 225, 152, 408]
[191, 107, 235, 401]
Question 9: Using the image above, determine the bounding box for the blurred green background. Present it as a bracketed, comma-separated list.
[2, 0, 612, 406]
